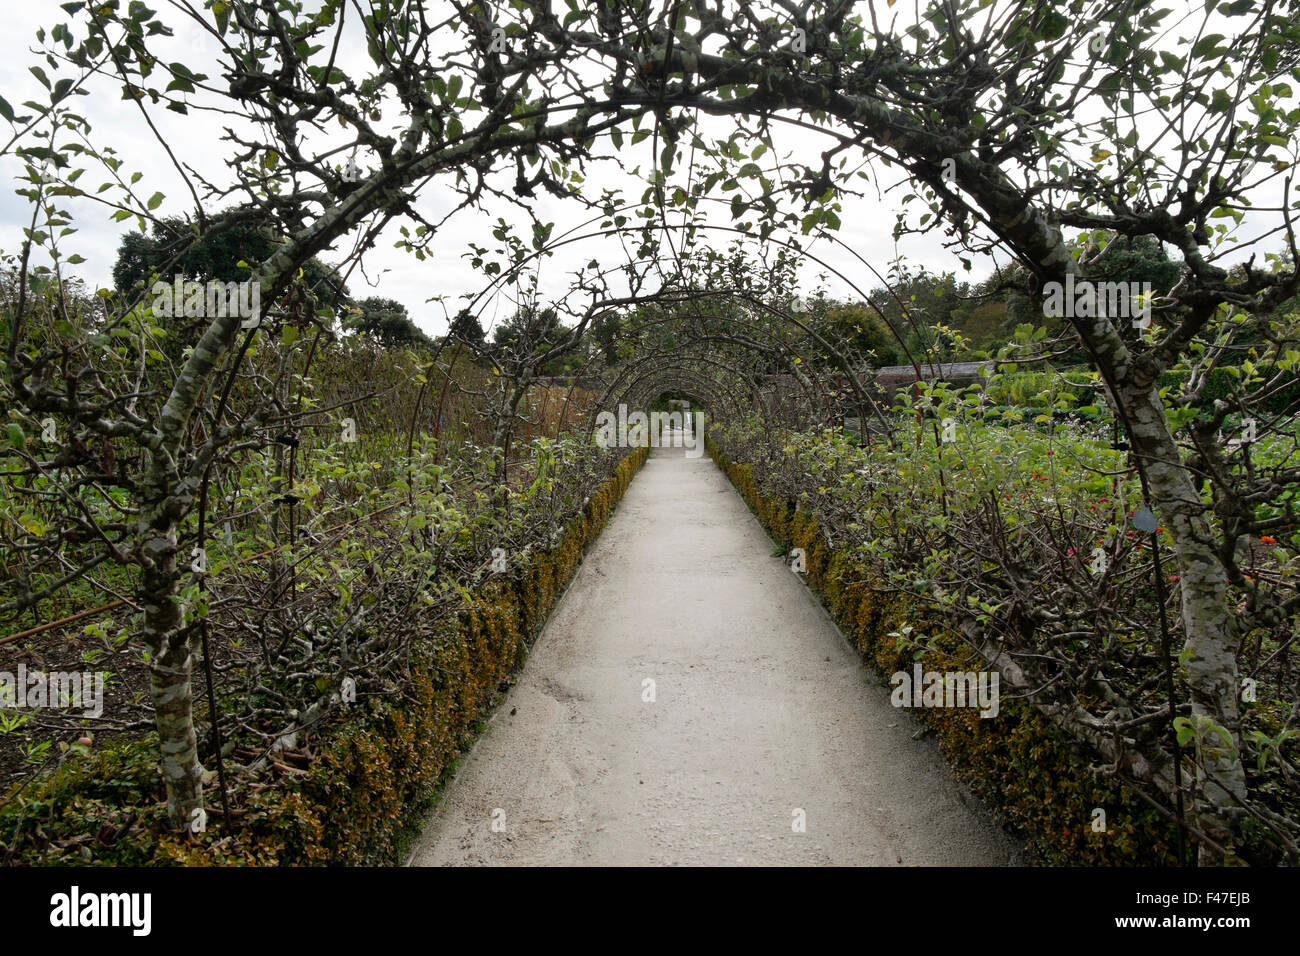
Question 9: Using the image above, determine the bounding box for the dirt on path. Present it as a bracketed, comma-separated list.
[407, 439, 1022, 866]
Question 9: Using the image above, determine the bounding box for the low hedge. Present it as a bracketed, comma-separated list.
[1159, 366, 1300, 415]
[709, 437, 1181, 866]
[0, 446, 650, 866]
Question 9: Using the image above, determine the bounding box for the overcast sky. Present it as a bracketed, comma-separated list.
[0, 1, 1287, 340]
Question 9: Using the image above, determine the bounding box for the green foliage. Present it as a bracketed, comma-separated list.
[1158, 366, 1300, 417]
[708, 438, 1180, 865]
[984, 370, 1093, 408]
[708, 376, 1299, 864]
[816, 301, 904, 367]
[446, 308, 487, 349]
[0, 448, 650, 865]
[491, 304, 562, 353]
[345, 296, 433, 350]
[111, 211, 345, 300]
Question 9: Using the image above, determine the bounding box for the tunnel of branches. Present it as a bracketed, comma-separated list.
[434, 219, 949, 463]
[6, 0, 1300, 872]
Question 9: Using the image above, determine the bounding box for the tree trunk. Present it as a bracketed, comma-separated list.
[139, 518, 203, 831]
[945, 146, 1248, 861]
[1114, 375, 1245, 862]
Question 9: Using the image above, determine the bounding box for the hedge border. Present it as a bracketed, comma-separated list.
[0, 446, 650, 866]
[707, 437, 1181, 866]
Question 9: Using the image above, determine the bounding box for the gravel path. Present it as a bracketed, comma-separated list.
[407, 440, 1022, 866]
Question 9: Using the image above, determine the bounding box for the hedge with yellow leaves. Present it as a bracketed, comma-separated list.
[709, 438, 1179, 865]
[0, 447, 650, 866]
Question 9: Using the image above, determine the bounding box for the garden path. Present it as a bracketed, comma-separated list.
[407, 438, 1020, 866]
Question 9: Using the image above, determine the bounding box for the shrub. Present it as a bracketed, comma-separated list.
[708, 436, 1180, 865]
[0, 447, 650, 865]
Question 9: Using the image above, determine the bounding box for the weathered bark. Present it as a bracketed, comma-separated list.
[1113, 372, 1246, 862]
[136, 306, 251, 829]
[139, 527, 201, 830]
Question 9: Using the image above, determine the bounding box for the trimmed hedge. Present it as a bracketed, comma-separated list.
[0, 446, 650, 866]
[1159, 366, 1300, 415]
[709, 438, 1181, 866]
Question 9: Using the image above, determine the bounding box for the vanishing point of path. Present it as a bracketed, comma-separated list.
[407, 438, 1022, 866]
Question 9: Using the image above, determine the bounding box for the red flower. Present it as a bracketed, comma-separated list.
[1261, 535, 1277, 545]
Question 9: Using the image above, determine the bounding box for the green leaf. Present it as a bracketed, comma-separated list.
[1192, 34, 1226, 58]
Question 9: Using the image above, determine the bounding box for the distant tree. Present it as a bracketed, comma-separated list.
[590, 310, 623, 367]
[447, 307, 487, 349]
[1085, 234, 1182, 293]
[347, 296, 432, 350]
[867, 271, 976, 360]
[1000, 234, 1184, 364]
[821, 301, 904, 367]
[492, 304, 562, 356]
[112, 213, 345, 301]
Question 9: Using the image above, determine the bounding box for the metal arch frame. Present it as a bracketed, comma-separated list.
[444, 200, 959, 449]
[585, 352, 768, 433]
